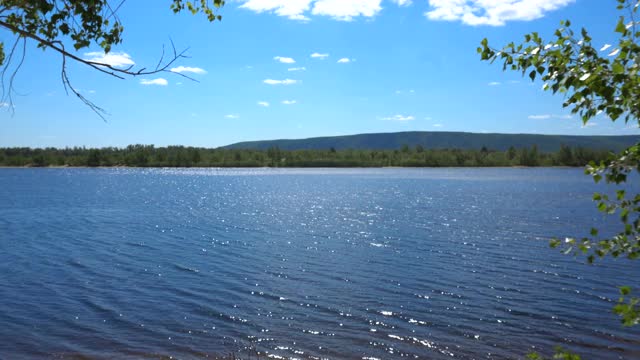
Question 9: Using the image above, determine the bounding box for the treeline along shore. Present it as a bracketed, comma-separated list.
[0, 144, 614, 168]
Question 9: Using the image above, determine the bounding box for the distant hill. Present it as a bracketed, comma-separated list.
[222, 131, 640, 153]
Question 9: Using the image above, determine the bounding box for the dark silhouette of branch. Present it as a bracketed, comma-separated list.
[0, 35, 27, 116]
[0, 19, 199, 118]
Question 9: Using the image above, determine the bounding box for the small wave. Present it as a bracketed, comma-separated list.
[173, 264, 200, 274]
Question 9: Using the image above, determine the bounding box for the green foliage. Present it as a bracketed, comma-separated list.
[0, 144, 613, 168]
[527, 346, 582, 360]
[0, 1, 224, 65]
[614, 286, 640, 326]
[480, 0, 640, 357]
[171, 0, 225, 22]
[226, 132, 640, 153]
[478, 0, 640, 125]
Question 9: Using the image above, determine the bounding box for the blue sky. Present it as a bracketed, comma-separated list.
[0, 0, 638, 148]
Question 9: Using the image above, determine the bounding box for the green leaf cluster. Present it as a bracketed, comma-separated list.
[478, 0, 640, 125]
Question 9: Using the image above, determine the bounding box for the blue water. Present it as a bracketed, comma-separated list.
[0, 168, 639, 359]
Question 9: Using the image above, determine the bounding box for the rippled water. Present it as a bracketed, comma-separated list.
[0, 168, 639, 359]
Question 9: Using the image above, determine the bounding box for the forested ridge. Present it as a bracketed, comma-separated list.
[223, 131, 640, 153]
[0, 144, 612, 168]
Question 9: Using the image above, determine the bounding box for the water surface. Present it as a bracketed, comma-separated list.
[0, 168, 638, 359]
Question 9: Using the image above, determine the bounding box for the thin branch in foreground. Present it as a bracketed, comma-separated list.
[0, 20, 200, 118]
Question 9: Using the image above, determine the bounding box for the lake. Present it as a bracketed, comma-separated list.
[0, 168, 638, 359]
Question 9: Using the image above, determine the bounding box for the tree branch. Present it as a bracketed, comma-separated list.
[0, 15, 199, 118]
[0, 19, 194, 79]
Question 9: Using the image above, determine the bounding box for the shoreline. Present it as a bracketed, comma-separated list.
[0, 165, 583, 169]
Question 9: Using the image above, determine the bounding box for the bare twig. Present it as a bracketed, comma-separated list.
[0, 16, 199, 118]
[0, 35, 21, 114]
[0, 20, 195, 79]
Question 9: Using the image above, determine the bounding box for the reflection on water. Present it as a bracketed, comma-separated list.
[0, 168, 638, 359]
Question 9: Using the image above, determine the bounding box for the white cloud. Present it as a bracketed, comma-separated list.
[528, 114, 551, 120]
[288, 67, 307, 71]
[140, 78, 168, 86]
[239, 0, 383, 21]
[0, 102, 8, 107]
[258, 101, 270, 107]
[84, 51, 135, 68]
[488, 81, 501, 86]
[170, 66, 207, 74]
[311, 0, 382, 21]
[433, 123, 443, 127]
[528, 114, 573, 120]
[274, 56, 296, 64]
[225, 114, 240, 119]
[582, 122, 597, 128]
[282, 100, 297, 105]
[381, 114, 415, 121]
[337, 58, 352, 63]
[311, 52, 329, 59]
[263, 79, 299, 85]
[239, 0, 312, 20]
[392, 0, 412, 6]
[425, 0, 575, 26]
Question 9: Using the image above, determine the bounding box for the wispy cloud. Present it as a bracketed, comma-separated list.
[528, 114, 551, 120]
[395, 89, 415, 94]
[582, 122, 597, 128]
[425, 0, 575, 26]
[381, 114, 415, 121]
[239, 0, 386, 21]
[0, 102, 9, 108]
[392, 0, 412, 6]
[274, 56, 296, 64]
[528, 114, 573, 120]
[170, 66, 207, 74]
[488, 81, 501, 86]
[282, 100, 297, 105]
[311, 0, 382, 21]
[288, 67, 306, 71]
[84, 51, 134, 67]
[311, 52, 329, 59]
[140, 78, 168, 86]
[225, 114, 240, 119]
[264, 79, 299, 85]
[433, 123, 443, 127]
[258, 101, 270, 107]
[337, 58, 353, 63]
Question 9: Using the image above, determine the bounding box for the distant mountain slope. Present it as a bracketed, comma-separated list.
[222, 131, 640, 153]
